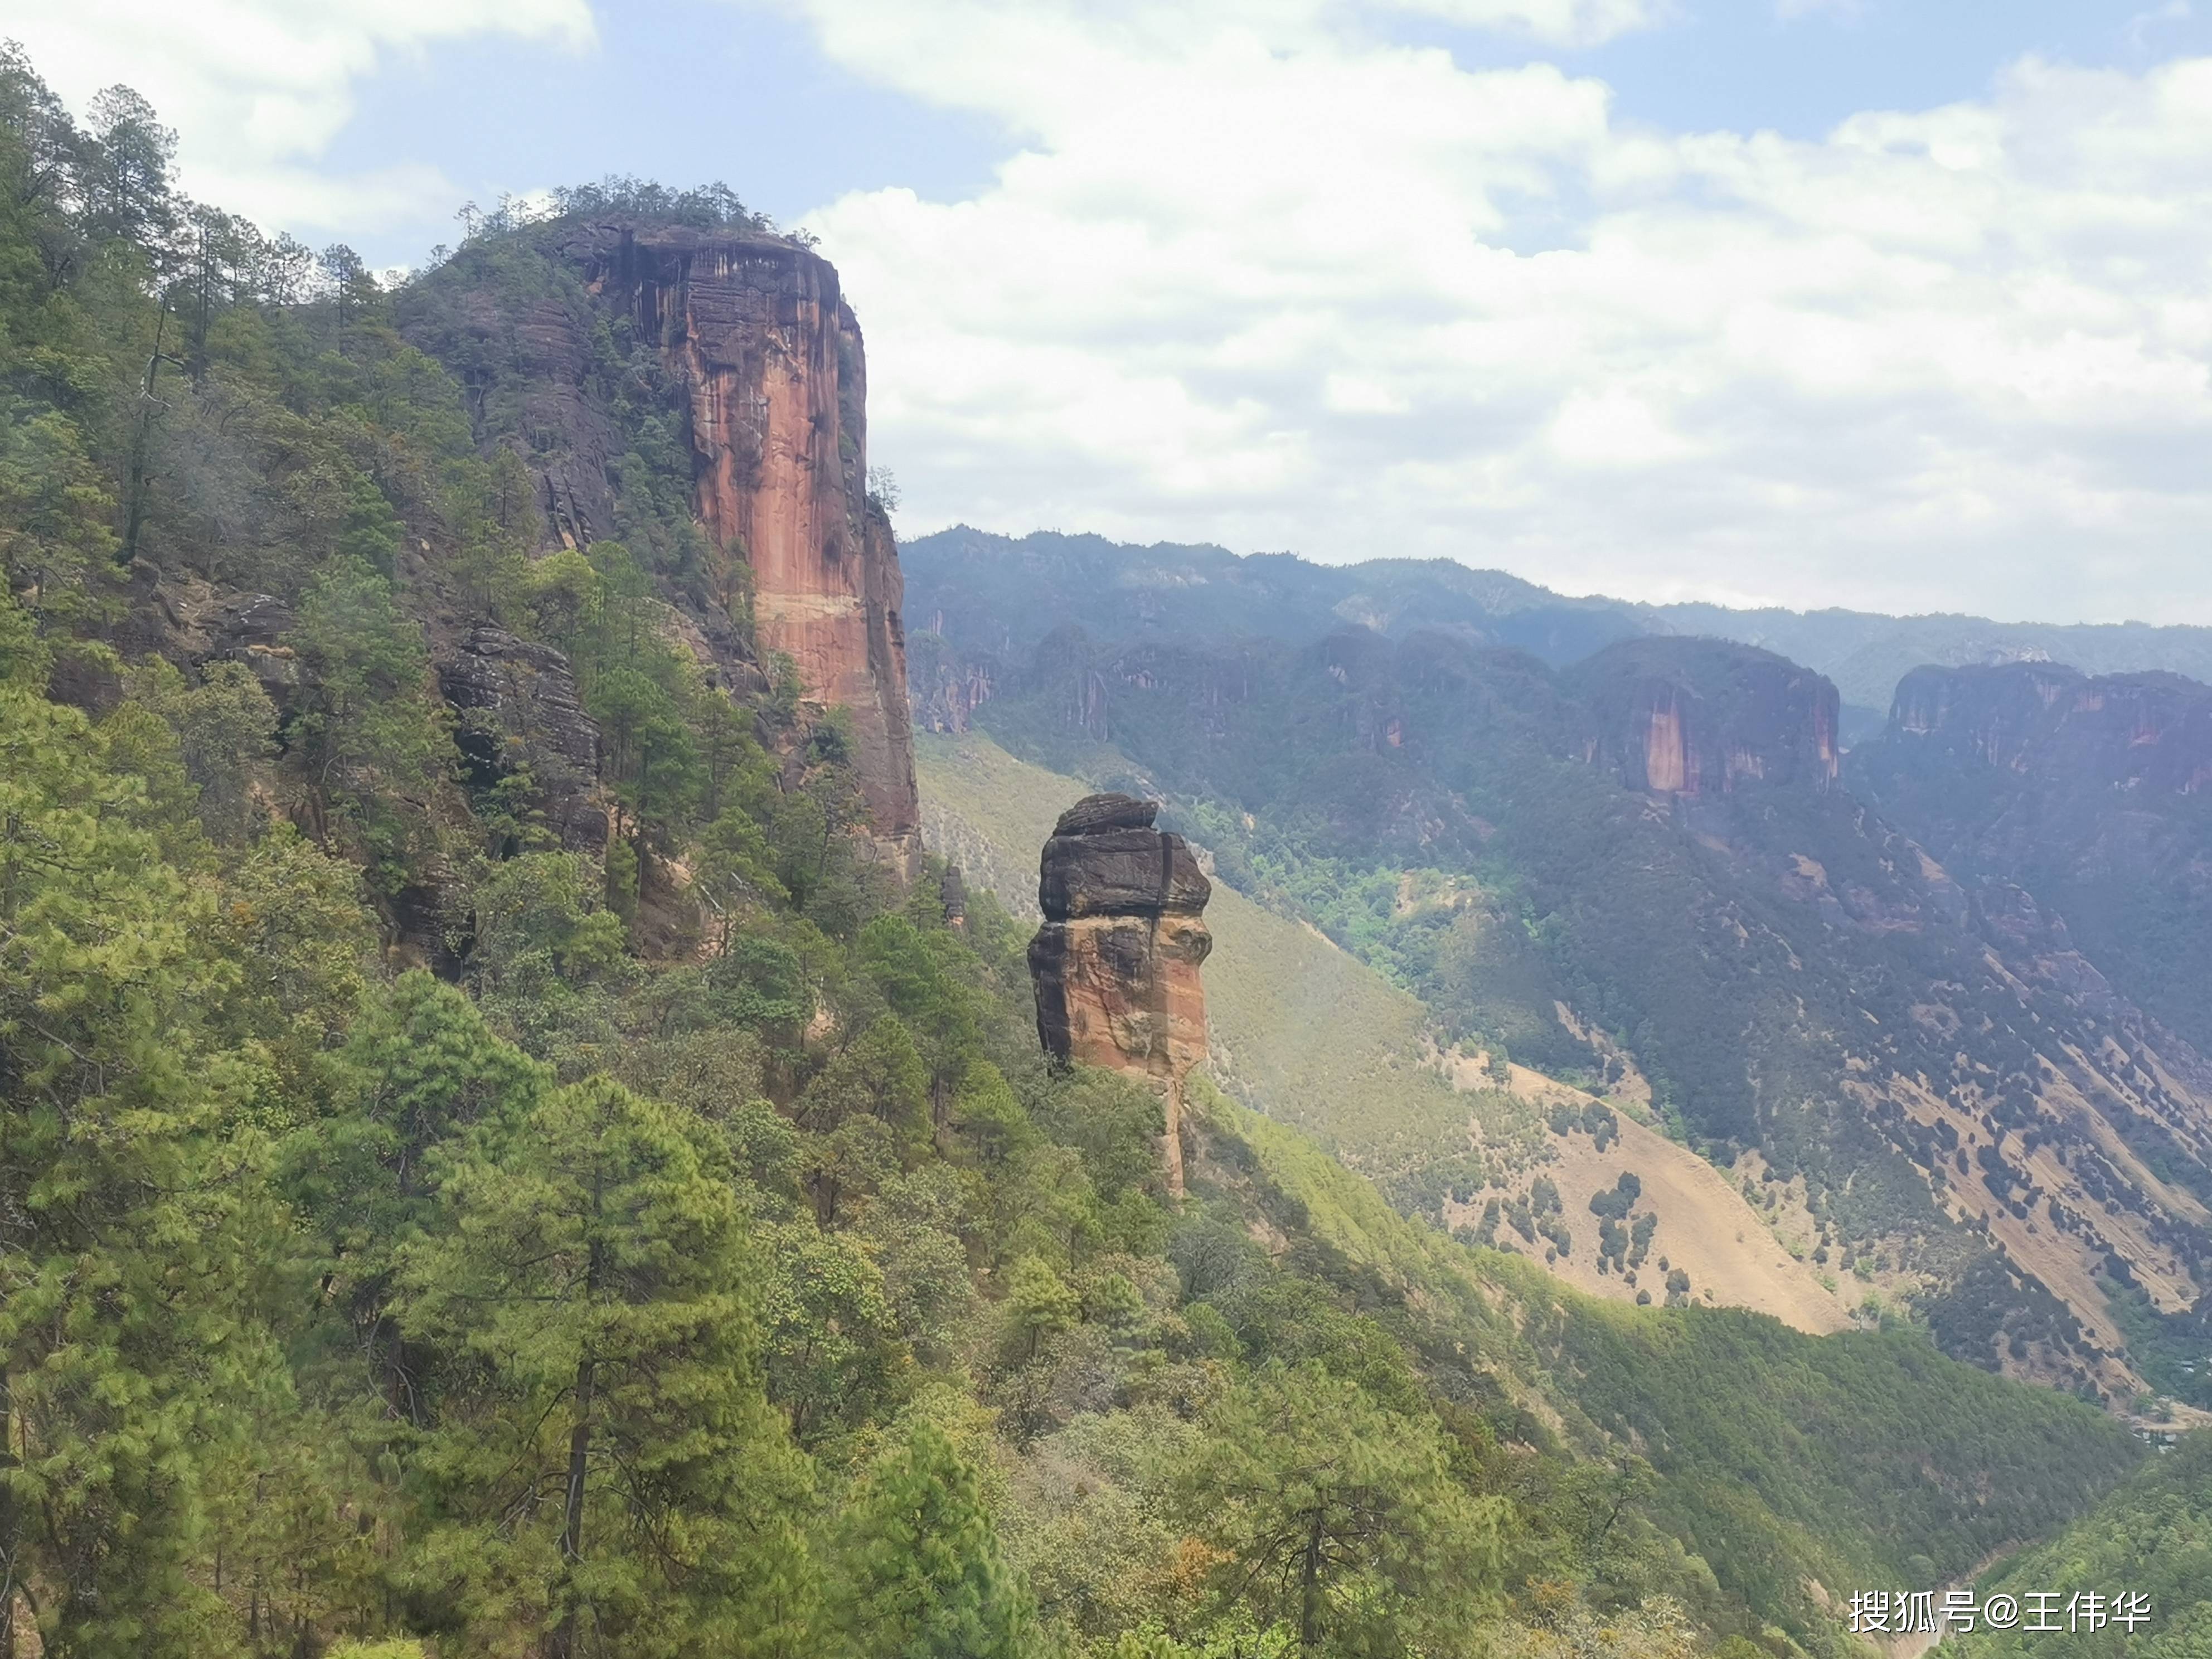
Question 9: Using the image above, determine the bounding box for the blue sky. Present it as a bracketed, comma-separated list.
[322, 1, 1006, 264]
[12, 0, 2212, 620]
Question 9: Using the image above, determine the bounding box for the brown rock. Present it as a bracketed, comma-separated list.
[412, 220, 922, 876]
[1576, 637, 1840, 797]
[567, 222, 921, 874]
[1029, 793, 1212, 1194]
[1037, 827, 1212, 919]
[1052, 792, 1157, 835]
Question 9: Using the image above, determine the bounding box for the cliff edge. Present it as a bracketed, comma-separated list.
[410, 218, 920, 874]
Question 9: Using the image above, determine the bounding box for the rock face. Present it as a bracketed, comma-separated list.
[1576, 638, 1840, 796]
[415, 220, 923, 872]
[1852, 661, 2212, 1052]
[1883, 662, 2212, 795]
[1029, 794, 1212, 1194]
[907, 630, 998, 735]
[565, 222, 920, 871]
[438, 625, 608, 855]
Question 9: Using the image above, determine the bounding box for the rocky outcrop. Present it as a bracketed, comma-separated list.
[154, 584, 307, 705]
[908, 630, 998, 734]
[1575, 638, 1840, 796]
[437, 625, 608, 854]
[1852, 661, 2212, 1055]
[1883, 662, 2212, 796]
[564, 222, 920, 872]
[410, 220, 921, 874]
[1029, 793, 1212, 1195]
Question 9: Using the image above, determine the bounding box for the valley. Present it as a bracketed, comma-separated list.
[921, 727, 1895, 1339]
[903, 532, 2212, 1417]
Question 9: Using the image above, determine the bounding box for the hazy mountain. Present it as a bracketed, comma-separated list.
[905, 536, 2212, 1408]
[905, 525, 2212, 734]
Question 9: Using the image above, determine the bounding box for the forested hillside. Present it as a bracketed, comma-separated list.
[1942, 1435, 2212, 1659]
[0, 43, 2185, 1659]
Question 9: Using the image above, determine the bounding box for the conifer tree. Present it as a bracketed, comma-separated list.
[830, 1420, 1037, 1659]
[1177, 1363, 1503, 1655]
[0, 686, 279, 1656]
[395, 1076, 815, 1657]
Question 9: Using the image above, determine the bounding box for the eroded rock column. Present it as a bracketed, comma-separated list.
[1027, 793, 1212, 1195]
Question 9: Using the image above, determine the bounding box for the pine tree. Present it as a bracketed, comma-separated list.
[830, 1420, 1037, 1659]
[395, 1076, 816, 1657]
[289, 970, 547, 1429]
[1176, 1363, 1503, 1655]
[0, 686, 282, 1656]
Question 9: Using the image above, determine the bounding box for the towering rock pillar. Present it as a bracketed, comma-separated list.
[573, 224, 921, 872]
[1027, 794, 1212, 1195]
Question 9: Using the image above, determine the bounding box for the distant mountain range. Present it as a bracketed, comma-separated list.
[904, 525, 2212, 737]
[901, 523, 2212, 1412]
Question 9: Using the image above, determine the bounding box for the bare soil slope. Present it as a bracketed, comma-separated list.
[1442, 1057, 1853, 1333]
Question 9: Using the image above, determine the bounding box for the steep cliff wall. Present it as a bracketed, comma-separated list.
[411, 220, 921, 871]
[562, 223, 919, 867]
[1883, 662, 2212, 795]
[1029, 793, 1212, 1195]
[1575, 637, 1840, 797]
[1855, 661, 2212, 1058]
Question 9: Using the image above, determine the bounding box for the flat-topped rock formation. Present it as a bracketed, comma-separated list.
[1575, 636, 1841, 796]
[573, 224, 918, 871]
[1028, 793, 1212, 1194]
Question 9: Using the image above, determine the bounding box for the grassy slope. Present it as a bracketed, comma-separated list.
[916, 731, 1543, 1184]
[920, 730, 1853, 1332]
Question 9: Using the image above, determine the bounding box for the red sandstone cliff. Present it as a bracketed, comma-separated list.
[1575, 637, 1840, 797]
[1029, 794, 1212, 1195]
[546, 222, 920, 869]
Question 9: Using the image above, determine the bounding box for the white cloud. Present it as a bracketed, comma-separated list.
[769, 2, 2212, 622]
[4, 0, 594, 234]
[1383, 0, 1672, 49]
[25, 0, 2212, 622]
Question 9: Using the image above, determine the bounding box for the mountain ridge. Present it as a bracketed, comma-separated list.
[904, 524, 2212, 724]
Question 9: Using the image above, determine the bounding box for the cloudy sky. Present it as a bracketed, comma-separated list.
[9, 0, 2212, 622]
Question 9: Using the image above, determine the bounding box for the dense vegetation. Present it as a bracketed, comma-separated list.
[0, 45, 2172, 1659]
[1207, 1098, 2146, 1649]
[1944, 1434, 2212, 1659]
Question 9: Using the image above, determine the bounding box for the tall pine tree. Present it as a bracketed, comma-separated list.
[395, 1076, 816, 1657]
[831, 1419, 1037, 1659]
